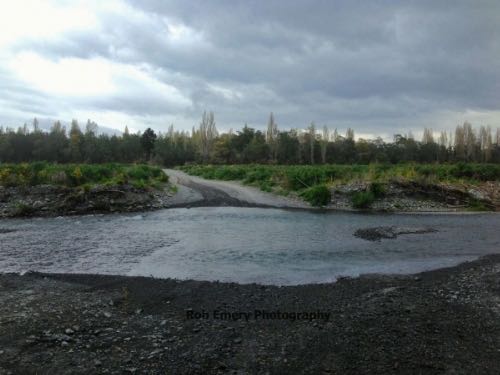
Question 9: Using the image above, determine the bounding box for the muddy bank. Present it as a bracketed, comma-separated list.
[1, 255, 500, 374]
[0, 184, 174, 218]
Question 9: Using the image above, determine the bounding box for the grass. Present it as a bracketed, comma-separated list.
[0, 162, 169, 189]
[350, 183, 386, 209]
[467, 198, 492, 211]
[299, 185, 331, 207]
[179, 163, 500, 189]
[12, 201, 36, 216]
[351, 191, 376, 209]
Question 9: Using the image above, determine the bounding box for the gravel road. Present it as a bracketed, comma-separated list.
[164, 169, 309, 209]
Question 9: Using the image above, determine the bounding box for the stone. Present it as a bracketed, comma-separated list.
[354, 226, 438, 241]
[468, 189, 487, 200]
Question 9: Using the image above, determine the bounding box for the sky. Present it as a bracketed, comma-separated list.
[1, 0, 499, 139]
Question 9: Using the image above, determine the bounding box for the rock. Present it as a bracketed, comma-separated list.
[468, 188, 487, 200]
[65, 328, 74, 335]
[0, 228, 17, 234]
[48, 333, 71, 342]
[354, 226, 438, 241]
[103, 311, 112, 318]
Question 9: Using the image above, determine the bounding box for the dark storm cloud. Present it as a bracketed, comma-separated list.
[1, 0, 499, 134]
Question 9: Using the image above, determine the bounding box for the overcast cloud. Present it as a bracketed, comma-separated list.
[1, 0, 499, 138]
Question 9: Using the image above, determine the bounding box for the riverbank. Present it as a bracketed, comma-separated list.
[0, 163, 500, 218]
[2, 164, 499, 217]
[167, 168, 500, 212]
[0, 163, 173, 218]
[0, 184, 176, 217]
[177, 164, 500, 212]
[1, 254, 500, 374]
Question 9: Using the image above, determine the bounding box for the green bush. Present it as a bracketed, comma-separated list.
[0, 163, 169, 189]
[132, 179, 146, 189]
[299, 184, 331, 207]
[467, 198, 493, 211]
[351, 191, 375, 208]
[369, 182, 385, 197]
[13, 202, 35, 216]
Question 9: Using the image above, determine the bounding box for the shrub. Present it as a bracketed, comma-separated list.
[351, 191, 375, 208]
[50, 171, 68, 185]
[132, 179, 146, 189]
[467, 198, 493, 211]
[0, 163, 169, 189]
[299, 184, 331, 207]
[13, 202, 35, 216]
[369, 182, 385, 197]
[127, 165, 152, 181]
[258, 181, 274, 192]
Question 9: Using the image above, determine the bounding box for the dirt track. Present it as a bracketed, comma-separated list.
[164, 169, 309, 209]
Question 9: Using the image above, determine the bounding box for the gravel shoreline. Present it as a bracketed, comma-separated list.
[1, 255, 500, 374]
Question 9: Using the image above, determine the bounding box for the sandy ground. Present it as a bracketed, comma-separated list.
[1, 255, 500, 374]
[164, 169, 309, 209]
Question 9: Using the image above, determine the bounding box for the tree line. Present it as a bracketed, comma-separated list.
[1, 113, 499, 165]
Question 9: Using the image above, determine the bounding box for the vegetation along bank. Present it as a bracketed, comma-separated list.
[0, 163, 172, 217]
[178, 163, 500, 211]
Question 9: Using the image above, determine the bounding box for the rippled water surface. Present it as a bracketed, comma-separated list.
[1, 208, 499, 285]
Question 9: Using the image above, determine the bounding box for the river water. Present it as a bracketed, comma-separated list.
[0, 208, 499, 285]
